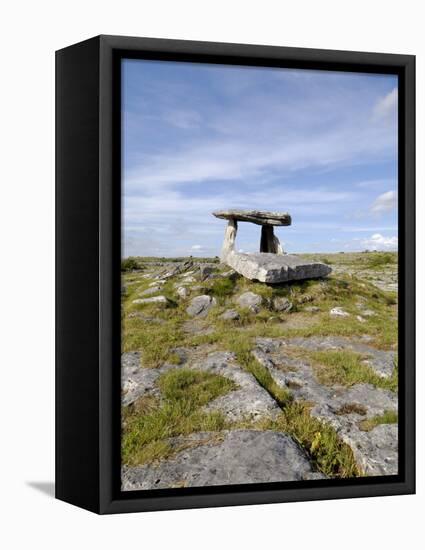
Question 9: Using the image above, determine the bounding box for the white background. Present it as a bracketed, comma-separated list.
[1, 1, 422, 548]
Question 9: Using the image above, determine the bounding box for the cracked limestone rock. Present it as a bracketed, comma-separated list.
[186, 295, 217, 317]
[191, 351, 280, 422]
[251, 337, 398, 476]
[122, 429, 325, 490]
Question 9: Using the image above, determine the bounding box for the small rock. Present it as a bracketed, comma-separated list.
[181, 275, 196, 283]
[356, 315, 366, 323]
[138, 285, 162, 296]
[330, 307, 350, 317]
[362, 309, 376, 317]
[149, 280, 165, 287]
[220, 309, 240, 321]
[272, 296, 293, 312]
[236, 291, 262, 313]
[186, 295, 217, 317]
[176, 286, 189, 299]
[221, 269, 238, 280]
[199, 265, 214, 281]
[304, 306, 320, 313]
[132, 296, 170, 305]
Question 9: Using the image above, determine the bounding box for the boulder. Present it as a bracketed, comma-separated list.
[220, 309, 240, 321]
[176, 286, 189, 299]
[186, 295, 216, 317]
[236, 291, 262, 312]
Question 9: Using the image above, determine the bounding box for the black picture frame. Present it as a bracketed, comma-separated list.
[56, 34, 415, 514]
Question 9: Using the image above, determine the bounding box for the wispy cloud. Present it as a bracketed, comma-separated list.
[373, 88, 398, 120]
[370, 190, 398, 214]
[122, 60, 398, 256]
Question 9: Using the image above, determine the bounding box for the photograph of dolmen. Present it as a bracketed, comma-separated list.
[120, 58, 399, 491]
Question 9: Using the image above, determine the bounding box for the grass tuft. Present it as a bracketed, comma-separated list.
[307, 349, 398, 392]
[122, 368, 235, 465]
[358, 410, 398, 431]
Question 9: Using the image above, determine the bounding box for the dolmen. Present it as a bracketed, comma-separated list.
[212, 209, 332, 283]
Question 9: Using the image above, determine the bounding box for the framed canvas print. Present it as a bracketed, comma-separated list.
[56, 35, 415, 514]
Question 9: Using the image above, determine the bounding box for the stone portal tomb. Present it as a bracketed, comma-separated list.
[212, 209, 331, 283]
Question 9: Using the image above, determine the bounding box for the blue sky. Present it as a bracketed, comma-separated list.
[122, 59, 398, 257]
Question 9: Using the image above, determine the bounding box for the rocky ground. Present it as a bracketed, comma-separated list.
[121, 252, 398, 490]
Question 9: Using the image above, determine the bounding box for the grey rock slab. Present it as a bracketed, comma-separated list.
[191, 352, 280, 422]
[186, 295, 217, 317]
[121, 352, 175, 406]
[236, 291, 263, 312]
[121, 429, 324, 490]
[252, 338, 398, 475]
[313, 410, 398, 476]
[345, 424, 398, 476]
[220, 309, 240, 321]
[213, 209, 291, 226]
[161, 260, 193, 279]
[224, 252, 331, 283]
[121, 352, 158, 406]
[132, 295, 170, 306]
[138, 285, 163, 296]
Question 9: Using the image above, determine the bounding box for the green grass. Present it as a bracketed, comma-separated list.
[306, 349, 398, 392]
[121, 253, 399, 475]
[159, 368, 236, 407]
[362, 252, 396, 270]
[206, 276, 237, 302]
[207, 331, 358, 477]
[358, 410, 398, 431]
[273, 403, 359, 477]
[122, 369, 235, 465]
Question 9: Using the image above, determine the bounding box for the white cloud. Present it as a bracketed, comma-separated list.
[373, 88, 398, 120]
[361, 233, 398, 251]
[370, 190, 397, 214]
[191, 244, 203, 250]
[163, 109, 202, 129]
